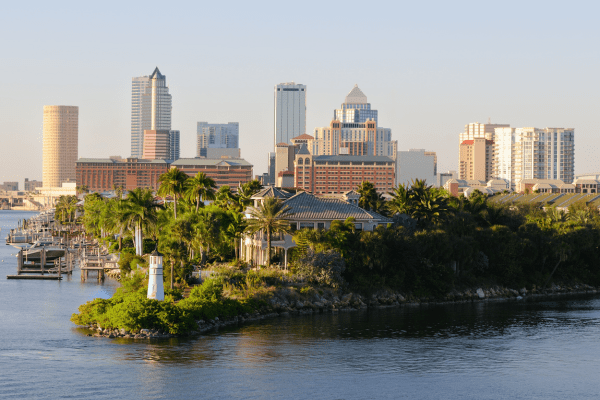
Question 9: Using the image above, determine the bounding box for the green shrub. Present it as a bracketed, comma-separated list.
[189, 278, 224, 301]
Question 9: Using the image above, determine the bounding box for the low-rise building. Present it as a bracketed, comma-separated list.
[170, 158, 253, 188]
[0, 182, 19, 191]
[76, 158, 169, 192]
[24, 178, 43, 192]
[396, 149, 436, 187]
[294, 147, 395, 195]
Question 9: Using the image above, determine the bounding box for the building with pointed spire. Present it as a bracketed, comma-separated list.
[334, 84, 378, 125]
[131, 67, 172, 158]
[308, 85, 396, 159]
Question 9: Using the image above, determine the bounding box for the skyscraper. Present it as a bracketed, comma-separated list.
[334, 84, 378, 125]
[274, 82, 306, 146]
[131, 67, 172, 158]
[169, 130, 180, 160]
[42, 105, 78, 187]
[310, 85, 396, 159]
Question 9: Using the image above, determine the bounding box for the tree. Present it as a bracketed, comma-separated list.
[245, 197, 293, 268]
[184, 172, 217, 212]
[387, 184, 411, 216]
[237, 180, 263, 210]
[214, 185, 240, 211]
[158, 168, 188, 219]
[121, 188, 158, 256]
[357, 181, 379, 211]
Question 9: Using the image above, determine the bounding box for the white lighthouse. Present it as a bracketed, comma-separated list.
[147, 249, 164, 300]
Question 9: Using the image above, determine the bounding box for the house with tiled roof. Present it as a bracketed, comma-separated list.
[241, 188, 391, 267]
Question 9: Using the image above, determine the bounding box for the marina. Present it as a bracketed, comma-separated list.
[5, 210, 118, 281]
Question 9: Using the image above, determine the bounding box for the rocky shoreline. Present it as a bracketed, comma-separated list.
[84, 282, 600, 339]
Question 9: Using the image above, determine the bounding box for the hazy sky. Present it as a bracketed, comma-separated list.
[2, 1, 599, 187]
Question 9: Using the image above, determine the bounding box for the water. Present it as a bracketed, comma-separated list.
[1, 210, 600, 399]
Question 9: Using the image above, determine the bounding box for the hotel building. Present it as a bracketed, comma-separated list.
[459, 138, 494, 181]
[76, 158, 169, 192]
[170, 158, 253, 188]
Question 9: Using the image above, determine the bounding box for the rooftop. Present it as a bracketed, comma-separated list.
[344, 84, 368, 104]
[171, 158, 252, 167]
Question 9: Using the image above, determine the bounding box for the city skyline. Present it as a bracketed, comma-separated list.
[2, 2, 599, 187]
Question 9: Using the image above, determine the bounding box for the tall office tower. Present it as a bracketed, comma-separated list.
[131, 67, 172, 158]
[334, 84, 378, 125]
[142, 130, 170, 160]
[42, 106, 78, 187]
[169, 130, 180, 160]
[459, 122, 510, 143]
[196, 122, 240, 157]
[310, 86, 396, 159]
[459, 138, 494, 181]
[275, 82, 306, 146]
[494, 127, 575, 190]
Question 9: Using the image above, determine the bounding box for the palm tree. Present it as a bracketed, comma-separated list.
[357, 181, 379, 211]
[214, 185, 239, 211]
[387, 184, 412, 216]
[245, 197, 293, 268]
[121, 188, 158, 256]
[158, 168, 188, 219]
[184, 172, 217, 212]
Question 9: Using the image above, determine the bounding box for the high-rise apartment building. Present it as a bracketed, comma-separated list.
[459, 122, 510, 143]
[494, 127, 575, 190]
[131, 68, 172, 158]
[196, 122, 239, 157]
[334, 85, 378, 125]
[42, 105, 78, 187]
[275, 82, 306, 146]
[459, 138, 494, 181]
[169, 130, 180, 160]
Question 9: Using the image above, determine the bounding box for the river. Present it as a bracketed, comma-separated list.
[1, 210, 600, 399]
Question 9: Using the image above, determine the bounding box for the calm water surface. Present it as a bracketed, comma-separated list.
[1, 210, 600, 399]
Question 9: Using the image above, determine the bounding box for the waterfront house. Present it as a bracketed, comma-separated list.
[241, 187, 392, 267]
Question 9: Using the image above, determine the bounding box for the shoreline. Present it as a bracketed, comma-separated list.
[81, 283, 600, 340]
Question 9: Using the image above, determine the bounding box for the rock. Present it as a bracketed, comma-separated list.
[516, 296, 523, 300]
[295, 301, 304, 309]
[119, 328, 127, 335]
[140, 329, 150, 334]
[214, 317, 219, 321]
[279, 312, 289, 317]
[520, 288, 527, 295]
[476, 288, 485, 299]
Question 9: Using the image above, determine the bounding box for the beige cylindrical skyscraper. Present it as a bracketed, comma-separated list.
[43, 106, 78, 187]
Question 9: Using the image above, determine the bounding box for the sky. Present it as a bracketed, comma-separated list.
[1, 0, 599, 188]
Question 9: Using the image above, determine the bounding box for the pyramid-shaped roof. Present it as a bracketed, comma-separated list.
[296, 143, 310, 155]
[344, 84, 368, 104]
[150, 67, 165, 80]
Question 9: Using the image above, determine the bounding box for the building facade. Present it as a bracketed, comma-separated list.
[170, 158, 253, 188]
[196, 122, 239, 157]
[24, 178, 43, 192]
[459, 138, 494, 181]
[334, 85, 378, 125]
[131, 67, 172, 158]
[459, 122, 510, 143]
[0, 182, 18, 191]
[275, 82, 306, 146]
[294, 151, 395, 195]
[43, 105, 78, 187]
[169, 130, 180, 160]
[142, 130, 170, 160]
[76, 158, 169, 192]
[494, 127, 575, 190]
[396, 149, 437, 186]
